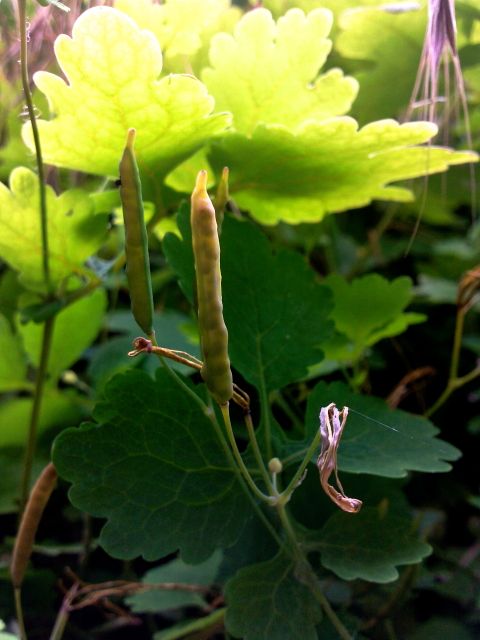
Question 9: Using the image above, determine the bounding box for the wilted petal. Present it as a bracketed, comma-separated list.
[317, 404, 362, 514]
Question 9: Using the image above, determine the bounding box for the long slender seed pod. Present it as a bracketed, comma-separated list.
[214, 167, 230, 232]
[191, 170, 233, 405]
[119, 129, 155, 340]
[11, 462, 58, 589]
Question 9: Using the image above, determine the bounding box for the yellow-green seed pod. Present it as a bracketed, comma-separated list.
[214, 166, 230, 232]
[119, 129, 155, 339]
[191, 170, 233, 405]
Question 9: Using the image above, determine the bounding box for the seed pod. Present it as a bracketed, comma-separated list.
[11, 463, 58, 588]
[214, 167, 230, 232]
[191, 170, 233, 404]
[119, 128, 155, 339]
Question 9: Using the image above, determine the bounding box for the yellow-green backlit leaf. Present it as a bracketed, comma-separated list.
[209, 119, 476, 224]
[203, 8, 358, 134]
[0, 167, 107, 292]
[22, 7, 231, 178]
[115, 0, 241, 74]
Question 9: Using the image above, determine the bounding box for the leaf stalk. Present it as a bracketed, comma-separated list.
[20, 316, 55, 510]
[17, 0, 51, 295]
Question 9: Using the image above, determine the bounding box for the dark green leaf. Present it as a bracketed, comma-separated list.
[52, 369, 251, 562]
[217, 514, 279, 583]
[163, 202, 195, 304]
[225, 553, 322, 640]
[127, 550, 222, 612]
[221, 217, 334, 391]
[409, 618, 474, 640]
[0, 451, 48, 514]
[317, 506, 432, 582]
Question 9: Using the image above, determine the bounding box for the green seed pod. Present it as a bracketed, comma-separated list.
[191, 170, 233, 405]
[214, 166, 230, 232]
[119, 129, 155, 339]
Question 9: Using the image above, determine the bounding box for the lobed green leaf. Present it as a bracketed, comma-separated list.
[0, 168, 107, 293]
[209, 120, 477, 224]
[22, 7, 230, 179]
[225, 553, 322, 640]
[202, 8, 357, 134]
[52, 369, 251, 562]
[221, 217, 334, 390]
[317, 506, 432, 582]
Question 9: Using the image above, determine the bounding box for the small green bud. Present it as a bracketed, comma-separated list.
[268, 458, 283, 474]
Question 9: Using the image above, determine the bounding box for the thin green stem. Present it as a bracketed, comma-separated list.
[20, 316, 55, 510]
[14, 588, 27, 640]
[48, 605, 69, 640]
[449, 308, 465, 381]
[425, 366, 480, 418]
[221, 405, 272, 504]
[271, 390, 304, 435]
[259, 380, 273, 461]
[425, 307, 480, 417]
[456, 366, 480, 387]
[148, 351, 284, 548]
[243, 412, 274, 494]
[275, 503, 352, 640]
[17, 0, 51, 294]
[279, 431, 320, 506]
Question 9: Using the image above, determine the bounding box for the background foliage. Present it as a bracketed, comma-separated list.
[1, 0, 480, 639]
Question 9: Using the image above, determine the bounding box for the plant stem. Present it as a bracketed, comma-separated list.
[275, 503, 352, 640]
[243, 412, 274, 494]
[449, 307, 465, 381]
[14, 588, 27, 640]
[279, 430, 320, 505]
[221, 405, 272, 504]
[148, 351, 284, 548]
[259, 378, 273, 461]
[20, 316, 55, 510]
[17, 0, 51, 295]
[271, 390, 304, 436]
[425, 307, 480, 417]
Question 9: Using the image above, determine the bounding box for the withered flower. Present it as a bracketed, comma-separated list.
[317, 403, 362, 514]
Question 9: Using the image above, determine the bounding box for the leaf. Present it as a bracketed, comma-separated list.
[302, 381, 460, 478]
[127, 550, 222, 612]
[324, 274, 426, 358]
[22, 6, 231, 178]
[209, 120, 477, 225]
[217, 514, 278, 583]
[317, 506, 432, 582]
[18, 289, 107, 381]
[336, 4, 426, 124]
[0, 391, 83, 448]
[0, 168, 108, 293]
[163, 203, 195, 304]
[0, 451, 48, 514]
[0, 315, 29, 392]
[202, 8, 358, 134]
[410, 619, 474, 640]
[225, 553, 322, 640]
[221, 217, 333, 391]
[115, 0, 241, 74]
[261, 0, 380, 20]
[154, 609, 226, 640]
[52, 369, 251, 562]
